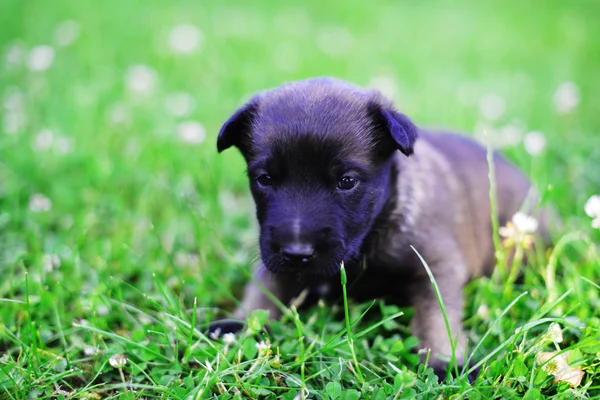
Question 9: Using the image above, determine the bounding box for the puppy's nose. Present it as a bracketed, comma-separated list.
[281, 243, 315, 264]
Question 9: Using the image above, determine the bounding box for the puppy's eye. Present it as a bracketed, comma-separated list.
[338, 176, 358, 191]
[256, 174, 273, 187]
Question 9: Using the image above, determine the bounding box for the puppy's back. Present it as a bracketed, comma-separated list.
[420, 132, 542, 275]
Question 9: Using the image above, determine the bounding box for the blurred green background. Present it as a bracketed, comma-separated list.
[1, 0, 599, 396]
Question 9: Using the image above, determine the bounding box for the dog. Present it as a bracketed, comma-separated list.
[212, 77, 544, 379]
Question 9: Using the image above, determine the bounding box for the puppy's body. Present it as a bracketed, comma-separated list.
[215, 78, 542, 377]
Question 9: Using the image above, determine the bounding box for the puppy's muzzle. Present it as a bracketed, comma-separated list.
[268, 223, 334, 268]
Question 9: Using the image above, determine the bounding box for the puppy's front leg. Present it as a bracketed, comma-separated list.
[409, 253, 469, 378]
[234, 267, 302, 320]
[209, 266, 302, 335]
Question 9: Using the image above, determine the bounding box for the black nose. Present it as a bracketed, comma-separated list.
[281, 243, 315, 264]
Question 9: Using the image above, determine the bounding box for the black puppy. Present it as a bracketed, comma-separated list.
[214, 77, 541, 378]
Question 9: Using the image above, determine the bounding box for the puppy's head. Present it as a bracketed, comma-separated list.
[217, 78, 418, 276]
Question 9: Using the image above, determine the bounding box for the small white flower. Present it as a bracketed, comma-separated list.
[537, 351, 584, 387]
[164, 92, 195, 117]
[109, 354, 127, 369]
[369, 75, 398, 101]
[168, 24, 203, 54]
[83, 346, 98, 356]
[125, 65, 157, 95]
[29, 193, 52, 212]
[523, 131, 546, 156]
[316, 27, 353, 56]
[3, 88, 24, 114]
[4, 42, 26, 67]
[498, 123, 524, 147]
[512, 212, 539, 234]
[177, 120, 205, 144]
[256, 341, 271, 356]
[2, 111, 26, 135]
[33, 129, 54, 151]
[476, 304, 490, 320]
[479, 93, 506, 121]
[548, 323, 563, 343]
[27, 45, 55, 71]
[43, 254, 61, 272]
[553, 82, 580, 115]
[223, 333, 237, 346]
[54, 20, 80, 47]
[96, 304, 109, 316]
[107, 103, 131, 126]
[55, 137, 74, 154]
[585, 195, 600, 229]
[584, 195, 600, 218]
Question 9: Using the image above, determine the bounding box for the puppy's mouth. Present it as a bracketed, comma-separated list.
[262, 249, 353, 278]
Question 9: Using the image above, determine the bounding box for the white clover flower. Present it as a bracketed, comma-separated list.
[55, 136, 74, 155]
[168, 24, 203, 54]
[256, 341, 271, 356]
[54, 20, 80, 47]
[476, 304, 490, 320]
[316, 27, 353, 56]
[223, 333, 237, 346]
[498, 123, 524, 147]
[479, 93, 506, 121]
[523, 131, 546, 156]
[548, 323, 563, 343]
[29, 193, 52, 212]
[2, 111, 26, 135]
[177, 120, 205, 144]
[83, 346, 98, 356]
[537, 351, 584, 387]
[164, 92, 195, 117]
[584, 195, 600, 218]
[109, 354, 127, 369]
[512, 212, 539, 234]
[43, 254, 61, 272]
[107, 103, 131, 126]
[368, 74, 398, 101]
[4, 42, 25, 67]
[499, 212, 538, 248]
[33, 129, 54, 151]
[27, 45, 55, 71]
[553, 82, 580, 115]
[96, 304, 109, 316]
[125, 65, 157, 95]
[584, 195, 600, 229]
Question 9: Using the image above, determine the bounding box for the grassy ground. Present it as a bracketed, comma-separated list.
[1, 0, 599, 398]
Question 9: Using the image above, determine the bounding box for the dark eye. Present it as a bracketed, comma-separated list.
[256, 174, 273, 187]
[337, 176, 358, 191]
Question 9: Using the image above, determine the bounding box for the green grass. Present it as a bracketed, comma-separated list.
[1, 0, 600, 398]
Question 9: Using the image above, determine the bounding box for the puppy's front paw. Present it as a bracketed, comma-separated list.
[429, 360, 481, 384]
[207, 319, 245, 339]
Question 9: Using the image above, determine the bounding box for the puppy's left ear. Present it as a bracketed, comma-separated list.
[217, 101, 257, 153]
[369, 102, 418, 156]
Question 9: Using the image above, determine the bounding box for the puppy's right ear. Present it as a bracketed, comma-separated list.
[217, 101, 257, 153]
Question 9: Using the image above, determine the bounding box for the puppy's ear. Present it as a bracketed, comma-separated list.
[217, 101, 257, 153]
[368, 102, 418, 156]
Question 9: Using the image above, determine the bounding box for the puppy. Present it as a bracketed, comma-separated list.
[213, 77, 541, 378]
